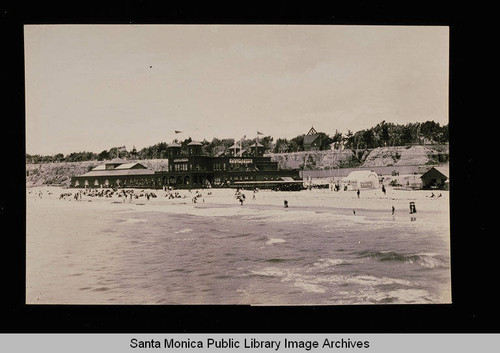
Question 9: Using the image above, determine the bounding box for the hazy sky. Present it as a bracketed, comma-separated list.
[25, 25, 449, 155]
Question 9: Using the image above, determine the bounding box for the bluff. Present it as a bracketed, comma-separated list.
[26, 145, 448, 187]
[266, 145, 449, 170]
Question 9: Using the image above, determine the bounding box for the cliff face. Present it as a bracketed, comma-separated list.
[363, 145, 448, 167]
[266, 145, 449, 170]
[266, 150, 355, 170]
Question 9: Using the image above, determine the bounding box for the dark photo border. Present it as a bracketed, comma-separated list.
[2, 0, 490, 334]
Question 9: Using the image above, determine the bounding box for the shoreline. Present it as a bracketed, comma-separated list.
[27, 185, 449, 226]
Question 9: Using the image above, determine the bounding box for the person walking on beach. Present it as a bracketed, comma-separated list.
[284, 200, 288, 208]
[357, 189, 360, 198]
[392, 205, 395, 215]
[382, 185, 386, 195]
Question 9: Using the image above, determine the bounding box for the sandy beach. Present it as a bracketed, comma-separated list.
[26, 185, 449, 219]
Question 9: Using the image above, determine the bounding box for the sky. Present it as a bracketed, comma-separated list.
[24, 25, 449, 155]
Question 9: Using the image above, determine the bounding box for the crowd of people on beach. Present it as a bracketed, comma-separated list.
[54, 188, 159, 202]
[31, 183, 445, 219]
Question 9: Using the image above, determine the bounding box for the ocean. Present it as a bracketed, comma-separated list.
[26, 188, 451, 305]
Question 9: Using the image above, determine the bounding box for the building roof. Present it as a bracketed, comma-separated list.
[420, 166, 449, 180]
[187, 140, 203, 146]
[167, 142, 181, 148]
[307, 126, 318, 135]
[80, 162, 153, 177]
[342, 170, 379, 180]
[229, 143, 241, 149]
[304, 134, 320, 145]
[250, 142, 264, 148]
[78, 169, 155, 177]
[114, 162, 147, 170]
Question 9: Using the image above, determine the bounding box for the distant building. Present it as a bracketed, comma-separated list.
[303, 126, 321, 151]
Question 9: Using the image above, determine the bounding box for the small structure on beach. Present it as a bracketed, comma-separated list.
[71, 160, 155, 188]
[420, 167, 449, 190]
[341, 170, 379, 190]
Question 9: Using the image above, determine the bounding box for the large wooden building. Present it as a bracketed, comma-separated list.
[71, 158, 156, 189]
[71, 142, 302, 190]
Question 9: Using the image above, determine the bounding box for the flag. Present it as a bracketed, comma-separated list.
[175, 130, 182, 134]
[257, 131, 264, 135]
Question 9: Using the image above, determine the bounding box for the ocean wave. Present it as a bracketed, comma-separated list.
[312, 258, 347, 269]
[354, 250, 447, 268]
[266, 238, 286, 245]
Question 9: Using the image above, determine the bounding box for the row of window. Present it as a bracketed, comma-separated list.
[171, 163, 207, 171]
[213, 163, 227, 171]
[172, 163, 253, 172]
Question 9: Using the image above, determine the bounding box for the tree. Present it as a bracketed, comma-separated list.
[288, 135, 304, 152]
[273, 138, 289, 153]
[344, 130, 354, 149]
[419, 121, 443, 143]
[315, 132, 333, 150]
[401, 123, 417, 145]
[381, 121, 390, 146]
[362, 130, 376, 149]
[98, 150, 109, 161]
[130, 146, 138, 159]
[257, 135, 274, 153]
[53, 153, 65, 162]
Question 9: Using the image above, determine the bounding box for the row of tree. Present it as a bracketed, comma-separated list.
[26, 120, 448, 164]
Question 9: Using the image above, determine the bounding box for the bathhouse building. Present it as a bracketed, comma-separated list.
[71, 158, 156, 188]
[71, 141, 302, 190]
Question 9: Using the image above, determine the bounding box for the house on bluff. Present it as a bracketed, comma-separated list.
[303, 126, 321, 151]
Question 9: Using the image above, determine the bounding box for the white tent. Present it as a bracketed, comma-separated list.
[341, 170, 379, 190]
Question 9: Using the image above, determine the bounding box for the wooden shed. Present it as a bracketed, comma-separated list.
[420, 167, 449, 190]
